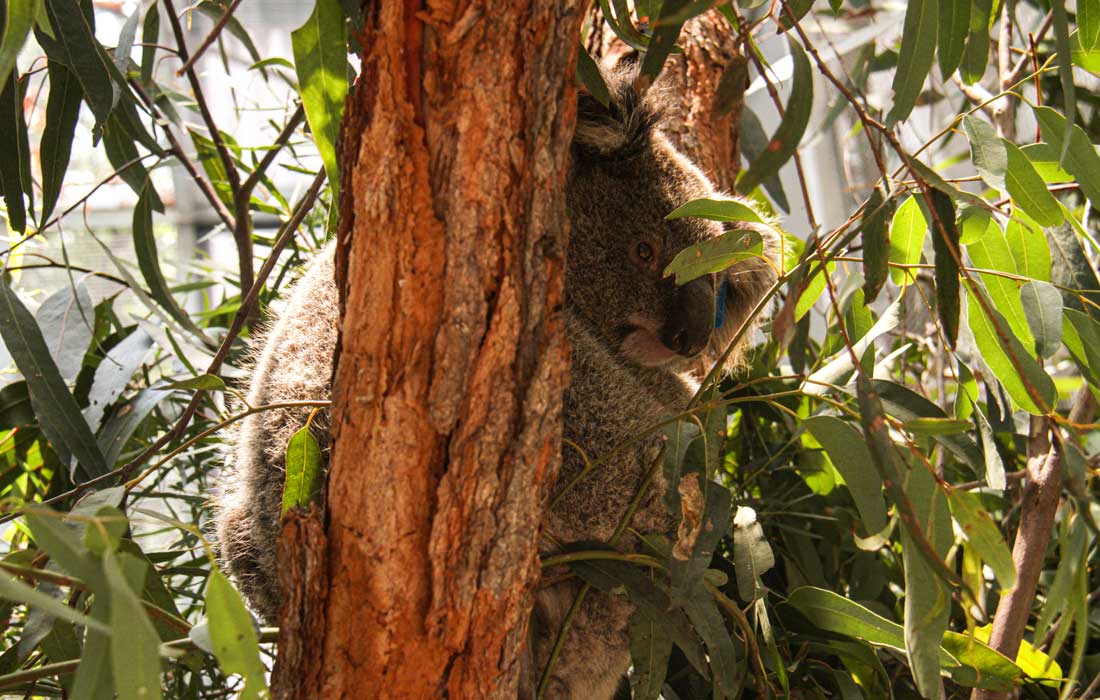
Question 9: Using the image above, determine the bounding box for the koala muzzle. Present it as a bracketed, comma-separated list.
[660, 277, 715, 358]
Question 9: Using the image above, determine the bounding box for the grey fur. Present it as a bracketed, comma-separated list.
[215, 70, 776, 699]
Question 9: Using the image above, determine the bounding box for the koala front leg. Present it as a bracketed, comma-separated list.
[521, 579, 633, 700]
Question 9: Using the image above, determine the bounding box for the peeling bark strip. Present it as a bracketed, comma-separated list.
[278, 1, 581, 698]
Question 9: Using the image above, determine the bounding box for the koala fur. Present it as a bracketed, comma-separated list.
[215, 68, 776, 699]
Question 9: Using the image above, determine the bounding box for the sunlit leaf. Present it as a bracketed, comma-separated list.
[1082, 0, 1100, 51]
[938, 0, 969, 79]
[282, 424, 323, 513]
[1050, 0, 1076, 161]
[206, 569, 268, 699]
[666, 197, 766, 224]
[0, 280, 107, 479]
[292, 0, 347, 197]
[0, 0, 40, 91]
[889, 195, 925, 286]
[737, 37, 812, 195]
[887, 0, 938, 123]
[1019, 281, 1062, 359]
[959, 0, 993, 84]
[860, 186, 895, 304]
[1033, 106, 1100, 204]
[803, 416, 887, 534]
[663, 229, 764, 285]
[104, 551, 163, 700]
[946, 488, 1015, 590]
[962, 115, 1005, 190]
[1002, 141, 1063, 227]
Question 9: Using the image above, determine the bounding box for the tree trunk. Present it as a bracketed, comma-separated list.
[273, 2, 581, 698]
[587, 9, 747, 190]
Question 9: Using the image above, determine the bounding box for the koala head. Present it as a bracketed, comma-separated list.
[566, 69, 776, 371]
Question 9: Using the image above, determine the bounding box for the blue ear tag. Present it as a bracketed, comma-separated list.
[715, 278, 729, 328]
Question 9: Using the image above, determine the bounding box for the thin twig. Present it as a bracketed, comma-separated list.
[174, 0, 245, 76]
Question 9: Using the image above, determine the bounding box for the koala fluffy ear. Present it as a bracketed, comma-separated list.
[573, 64, 661, 159]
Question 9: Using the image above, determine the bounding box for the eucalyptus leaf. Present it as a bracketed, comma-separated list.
[1019, 281, 1063, 359]
[292, 0, 347, 197]
[887, 0, 938, 124]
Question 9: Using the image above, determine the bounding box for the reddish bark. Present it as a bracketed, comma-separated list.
[273, 2, 581, 698]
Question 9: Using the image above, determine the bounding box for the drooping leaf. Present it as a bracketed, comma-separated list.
[0, 573, 108, 632]
[966, 221, 1033, 348]
[292, 0, 347, 198]
[900, 461, 951, 700]
[206, 569, 268, 699]
[965, 284, 1056, 415]
[1004, 210, 1051, 282]
[639, 0, 691, 79]
[1019, 143, 1074, 184]
[960, 0, 993, 84]
[34, 281, 93, 381]
[1050, 0, 1076, 162]
[628, 606, 673, 700]
[962, 115, 1006, 191]
[83, 329, 152, 429]
[70, 596, 113, 700]
[0, 281, 107, 479]
[888, 195, 926, 286]
[955, 360, 1006, 489]
[929, 190, 960, 348]
[663, 229, 764, 285]
[1033, 106, 1100, 205]
[97, 386, 173, 467]
[282, 425, 323, 513]
[575, 45, 609, 108]
[803, 416, 887, 534]
[740, 106, 790, 212]
[681, 593, 742, 699]
[946, 488, 1015, 590]
[82, 505, 126, 555]
[38, 61, 83, 226]
[0, 0, 40, 92]
[860, 186, 896, 303]
[1002, 140, 1063, 227]
[104, 550, 163, 700]
[804, 297, 902, 394]
[1081, 0, 1100, 51]
[732, 506, 775, 602]
[139, 2, 159, 84]
[736, 37, 812, 195]
[777, 0, 814, 31]
[132, 181, 202, 334]
[1019, 281, 1063, 359]
[1047, 221, 1100, 318]
[938, 0, 970, 79]
[1065, 309, 1100, 389]
[0, 73, 27, 232]
[887, 0, 938, 124]
[39, 0, 115, 127]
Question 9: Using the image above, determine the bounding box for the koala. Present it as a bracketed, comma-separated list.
[214, 67, 776, 700]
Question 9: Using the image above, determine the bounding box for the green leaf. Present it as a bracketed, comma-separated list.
[38, 60, 82, 225]
[1051, 0, 1076, 162]
[0, 73, 27, 232]
[802, 416, 887, 534]
[628, 606, 672, 700]
[787, 587, 1020, 690]
[736, 37, 812, 195]
[860, 186, 896, 304]
[900, 462, 951, 700]
[71, 596, 113, 700]
[1004, 210, 1051, 282]
[104, 551, 163, 700]
[946, 488, 1015, 590]
[639, 0, 691, 79]
[1065, 309, 1100, 389]
[965, 221, 1033, 348]
[777, 0, 814, 31]
[938, 0, 970, 79]
[1019, 281, 1062, 359]
[139, 2, 158, 84]
[681, 593, 741, 699]
[281, 425, 323, 513]
[0, 280, 107, 480]
[162, 374, 225, 391]
[663, 229, 764, 285]
[666, 197, 765, 224]
[1020, 143, 1074, 184]
[0, 573, 108, 632]
[965, 284, 1056, 415]
[102, 114, 163, 211]
[1081, 0, 1100, 51]
[194, 1, 262, 67]
[40, 0, 115, 127]
[887, 0, 938, 124]
[98, 386, 172, 468]
[929, 190, 960, 348]
[962, 115, 1006, 190]
[34, 281, 94, 381]
[132, 182, 203, 334]
[1002, 140, 1063, 227]
[25, 509, 100, 585]
[960, 0, 993, 84]
[889, 195, 926, 286]
[732, 507, 775, 602]
[1033, 106, 1100, 205]
[575, 46, 609, 108]
[0, 0, 41, 91]
[740, 107, 791, 212]
[82, 505, 127, 555]
[292, 0, 347, 198]
[206, 569, 268, 699]
[1047, 221, 1100, 318]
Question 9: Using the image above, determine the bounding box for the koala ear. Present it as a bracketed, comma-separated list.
[573, 64, 661, 159]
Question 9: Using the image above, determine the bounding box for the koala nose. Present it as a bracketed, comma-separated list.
[660, 277, 715, 358]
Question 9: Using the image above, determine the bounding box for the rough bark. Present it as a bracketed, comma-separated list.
[275, 2, 581, 699]
[587, 9, 746, 190]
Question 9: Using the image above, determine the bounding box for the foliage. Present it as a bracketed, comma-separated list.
[0, 0, 1096, 699]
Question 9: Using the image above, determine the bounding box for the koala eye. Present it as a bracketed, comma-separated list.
[636, 242, 654, 262]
